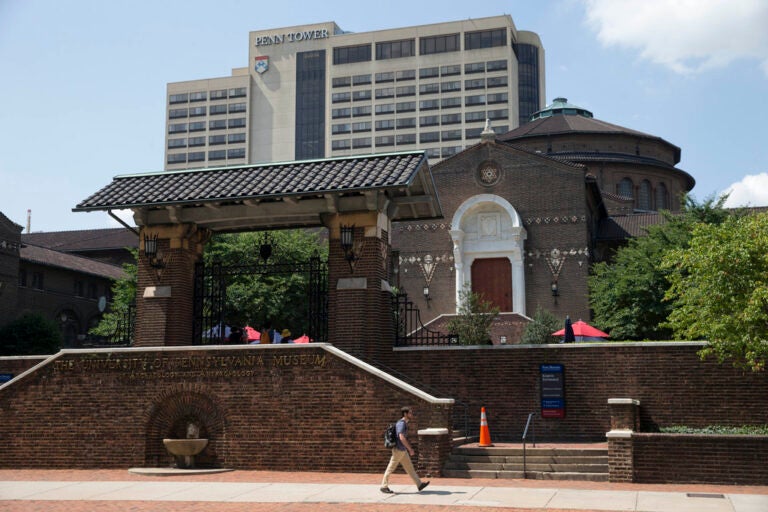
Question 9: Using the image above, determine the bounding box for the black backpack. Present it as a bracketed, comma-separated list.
[384, 422, 398, 449]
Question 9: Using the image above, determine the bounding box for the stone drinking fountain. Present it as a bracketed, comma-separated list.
[163, 421, 208, 469]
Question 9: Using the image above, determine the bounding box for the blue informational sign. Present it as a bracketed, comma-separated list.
[540, 364, 565, 418]
[0, 373, 13, 384]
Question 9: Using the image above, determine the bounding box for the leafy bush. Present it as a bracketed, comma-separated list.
[521, 307, 560, 344]
[0, 313, 63, 355]
[446, 286, 499, 345]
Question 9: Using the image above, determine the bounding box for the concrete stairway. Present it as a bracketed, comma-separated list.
[443, 445, 609, 481]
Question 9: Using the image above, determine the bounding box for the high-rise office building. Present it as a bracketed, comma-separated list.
[164, 15, 545, 170]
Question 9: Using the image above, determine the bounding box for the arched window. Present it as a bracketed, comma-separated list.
[638, 180, 652, 210]
[656, 182, 668, 210]
[617, 178, 633, 198]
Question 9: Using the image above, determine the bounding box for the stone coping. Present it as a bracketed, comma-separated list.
[395, 341, 707, 351]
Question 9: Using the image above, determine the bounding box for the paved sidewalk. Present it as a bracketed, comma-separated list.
[0, 469, 766, 512]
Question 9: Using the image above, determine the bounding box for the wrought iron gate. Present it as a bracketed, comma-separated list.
[193, 256, 328, 345]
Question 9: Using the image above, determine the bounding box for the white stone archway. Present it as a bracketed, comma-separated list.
[449, 194, 527, 315]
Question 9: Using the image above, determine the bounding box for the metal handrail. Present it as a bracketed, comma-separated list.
[522, 412, 536, 478]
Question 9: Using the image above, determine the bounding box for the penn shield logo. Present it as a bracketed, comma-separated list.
[254, 56, 269, 74]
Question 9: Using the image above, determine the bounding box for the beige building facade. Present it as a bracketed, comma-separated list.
[165, 15, 545, 170]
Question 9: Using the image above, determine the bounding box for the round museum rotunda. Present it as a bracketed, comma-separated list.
[498, 97, 695, 214]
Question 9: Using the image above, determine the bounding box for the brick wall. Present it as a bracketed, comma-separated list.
[389, 342, 768, 441]
[632, 433, 768, 485]
[0, 344, 451, 471]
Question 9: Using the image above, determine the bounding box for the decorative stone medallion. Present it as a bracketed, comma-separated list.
[477, 160, 502, 186]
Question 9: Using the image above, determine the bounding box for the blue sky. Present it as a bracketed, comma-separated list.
[1, 0, 766, 232]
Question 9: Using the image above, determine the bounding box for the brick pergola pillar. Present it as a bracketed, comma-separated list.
[325, 211, 395, 363]
[606, 398, 639, 483]
[134, 224, 210, 347]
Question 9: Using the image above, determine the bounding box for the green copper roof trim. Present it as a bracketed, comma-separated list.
[530, 97, 594, 121]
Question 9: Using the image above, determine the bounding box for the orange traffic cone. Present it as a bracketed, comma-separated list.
[478, 407, 493, 447]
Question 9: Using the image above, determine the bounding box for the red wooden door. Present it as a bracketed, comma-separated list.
[471, 258, 512, 311]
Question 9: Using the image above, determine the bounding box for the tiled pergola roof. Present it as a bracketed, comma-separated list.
[74, 151, 442, 231]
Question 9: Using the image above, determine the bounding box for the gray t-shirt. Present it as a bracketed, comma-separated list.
[395, 418, 408, 451]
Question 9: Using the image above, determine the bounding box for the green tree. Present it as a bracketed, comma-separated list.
[204, 229, 328, 334]
[521, 307, 561, 344]
[589, 195, 730, 340]
[663, 212, 768, 371]
[90, 249, 137, 341]
[0, 313, 62, 355]
[446, 286, 499, 345]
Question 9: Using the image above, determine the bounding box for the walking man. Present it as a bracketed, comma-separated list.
[380, 406, 430, 493]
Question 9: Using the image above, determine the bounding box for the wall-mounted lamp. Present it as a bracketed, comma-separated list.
[259, 231, 273, 262]
[551, 281, 559, 297]
[340, 225, 359, 271]
[423, 285, 431, 305]
[144, 233, 165, 268]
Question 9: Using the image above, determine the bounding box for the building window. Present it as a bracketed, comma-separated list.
[466, 127, 483, 139]
[376, 39, 415, 60]
[228, 133, 246, 144]
[375, 119, 395, 130]
[352, 74, 372, 85]
[638, 180, 652, 210]
[396, 101, 416, 113]
[442, 146, 461, 158]
[352, 137, 371, 148]
[375, 87, 395, 99]
[295, 50, 326, 160]
[209, 134, 227, 145]
[167, 153, 186, 164]
[208, 150, 226, 160]
[617, 178, 634, 198]
[333, 44, 371, 65]
[169, 108, 188, 119]
[397, 117, 416, 129]
[375, 135, 395, 147]
[188, 121, 206, 132]
[441, 80, 461, 93]
[465, 78, 486, 90]
[487, 108, 508, 120]
[189, 106, 206, 117]
[332, 139, 351, 150]
[210, 89, 227, 100]
[426, 147, 441, 158]
[419, 33, 459, 55]
[419, 67, 439, 79]
[332, 76, 351, 88]
[487, 76, 508, 88]
[441, 129, 462, 141]
[486, 59, 508, 72]
[168, 138, 186, 149]
[466, 94, 486, 106]
[465, 62, 485, 74]
[487, 92, 508, 104]
[333, 107, 351, 118]
[375, 103, 395, 115]
[396, 85, 416, 97]
[396, 69, 416, 81]
[209, 119, 227, 130]
[169, 93, 188, 104]
[229, 102, 246, 113]
[332, 92, 351, 103]
[441, 113, 461, 125]
[228, 148, 245, 159]
[190, 91, 207, 102]
[352, 90, 371, 101]
[332, 123, 351, 134]
[441, 97, 462, 109]
[352, 121, 371, 132]
[210, 104, 227, 115]
[420, 131, 440, 143]
[352, 105, 371, 117]
[420, 115, 439, 127]
[188, 151, 205, 162]
[31, 271, 44, 290]
[375, 72, 394, 83]
[656, 183, 668, 210]
[440, 64, 461, 76]
[465, 28, 507, 50]
[420, 99, 439, 111]
[228, 118, 246, 128]
[168, 123, 187, 134]
[229, 88, 246, 98]
[418, 83, 440, 95]
[188, 136, 205, 146]
[465, 111, 487, 122]
[396, 133, 416, 145]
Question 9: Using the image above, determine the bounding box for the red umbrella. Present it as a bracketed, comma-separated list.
[552, 320, 609, 338]
[293, 334, 311, 344]
[244, 326, 261, 342]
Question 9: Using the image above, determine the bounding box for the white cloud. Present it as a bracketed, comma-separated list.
[583, 0, 768, 76]
[722, 173, 768, 207]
